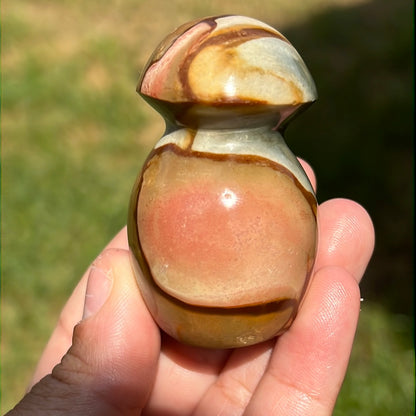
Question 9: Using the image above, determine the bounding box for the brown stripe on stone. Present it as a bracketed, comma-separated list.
[130, 231, 298, 312]
[148, 17, 217, 66]
[137, 17, 218, 93]
[178, 27, 289, 102]
[145, 142, 317, 218]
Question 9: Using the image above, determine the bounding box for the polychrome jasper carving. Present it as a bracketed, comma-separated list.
[128, 15, 318, 348]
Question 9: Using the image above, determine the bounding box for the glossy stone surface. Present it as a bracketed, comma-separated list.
[128, 15, 318, 348]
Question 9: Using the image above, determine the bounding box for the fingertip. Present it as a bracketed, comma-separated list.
[316, 198, 375, 283]
[321, 198, 375, 239]
[303, 265, 361, 330]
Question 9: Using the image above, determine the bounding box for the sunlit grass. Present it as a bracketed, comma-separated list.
[2, 0, 413, 414]
[334, 303, 414, 415]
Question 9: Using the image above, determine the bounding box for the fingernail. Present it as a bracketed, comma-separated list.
[82, 266, 113, 320]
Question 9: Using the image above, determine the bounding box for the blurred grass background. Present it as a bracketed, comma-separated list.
[1, 0, 414, 414]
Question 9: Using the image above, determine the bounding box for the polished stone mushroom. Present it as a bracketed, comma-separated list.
[128, 15, 318, 348]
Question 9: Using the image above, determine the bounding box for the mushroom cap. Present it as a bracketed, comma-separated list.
[139, 15, 317, 110]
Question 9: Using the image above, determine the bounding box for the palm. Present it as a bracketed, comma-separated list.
[146, 335, 271, 414]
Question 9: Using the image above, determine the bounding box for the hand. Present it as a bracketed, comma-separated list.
[6, 161, 375, 416]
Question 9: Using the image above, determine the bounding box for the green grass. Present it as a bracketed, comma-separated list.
[334, 303, 414, 415]
[2, 0, 414, 414]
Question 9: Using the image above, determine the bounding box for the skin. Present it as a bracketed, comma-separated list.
[6, 160, 375, 416]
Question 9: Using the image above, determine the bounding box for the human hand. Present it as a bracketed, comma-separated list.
[6, 161, 375, 416]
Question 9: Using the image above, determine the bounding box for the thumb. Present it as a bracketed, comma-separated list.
[7, 248, 160, 416]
